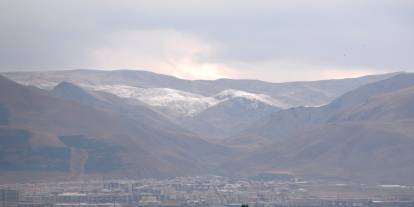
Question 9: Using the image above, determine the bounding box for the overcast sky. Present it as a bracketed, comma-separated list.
[0, 0, 413, 82]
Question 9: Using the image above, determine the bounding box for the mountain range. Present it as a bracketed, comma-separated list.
[1, 69, 414, 184]
[3, 70, 396, 140]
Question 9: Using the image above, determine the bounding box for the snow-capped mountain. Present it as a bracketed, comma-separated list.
[3, 69, 397, 108]
[86, 85, 285, 118]
[1, 70, 288, 118]
[50, 80, 285, 139]
[183, 91, 282, 139]
[82, 85, 285, 138]
[1, 69, 398, 139]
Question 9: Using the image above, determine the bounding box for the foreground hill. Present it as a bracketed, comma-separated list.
[227, 74, 414, 184]
[0, 75, 227, 183]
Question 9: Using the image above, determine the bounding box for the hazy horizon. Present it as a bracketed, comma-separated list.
[1, 68, 407, 83]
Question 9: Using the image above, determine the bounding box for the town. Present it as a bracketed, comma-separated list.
[1, 175, 413, 207]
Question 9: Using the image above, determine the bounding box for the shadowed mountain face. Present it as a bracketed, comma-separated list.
[230, 74, 414, 145]
[0, 104, 8, 125]
[0, 75, 229, 182]
[227, 74, 414, 184]
[53, 81, 99, 105]
[183, 96, 281, 140]
[0, 127, 70, 172]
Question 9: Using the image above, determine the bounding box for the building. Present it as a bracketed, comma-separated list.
[0, 188, 19, 202]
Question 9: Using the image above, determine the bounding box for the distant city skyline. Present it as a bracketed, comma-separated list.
[1, 0, 413, 82]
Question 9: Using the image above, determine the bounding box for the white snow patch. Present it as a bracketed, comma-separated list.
[214, 89, 288, 108]
[86, 84, 219, 117]
[85, 85, 288, 116]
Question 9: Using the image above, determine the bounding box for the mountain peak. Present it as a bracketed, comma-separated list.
[53, 81, 97, 104]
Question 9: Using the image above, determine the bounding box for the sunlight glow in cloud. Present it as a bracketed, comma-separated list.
[91, 30, 237, 80]
[90, 30, 382, 82]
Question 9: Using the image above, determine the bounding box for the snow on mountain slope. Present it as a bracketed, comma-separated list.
[3, 70, 397, 111]
[183, 91, 282, 139]
[86, 85, 288, 117]
[0, 71, 288, 118]
[86, 84, 219, 117]
[6, 70, 395, 120]
[214, 89, 289, 109]
[1, 71, 288, 118]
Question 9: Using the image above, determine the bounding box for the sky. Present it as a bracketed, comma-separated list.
[0, 0, 413, 82]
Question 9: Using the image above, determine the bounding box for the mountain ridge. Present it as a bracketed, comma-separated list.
[225, 73, 414, 184]
[3, 69, 398, 108]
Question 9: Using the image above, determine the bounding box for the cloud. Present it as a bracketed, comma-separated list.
[0, 0, 413, 82]
[90, 30, 238, 80]
[89, 29, 383, 82]
[222, 58, 383, 82]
